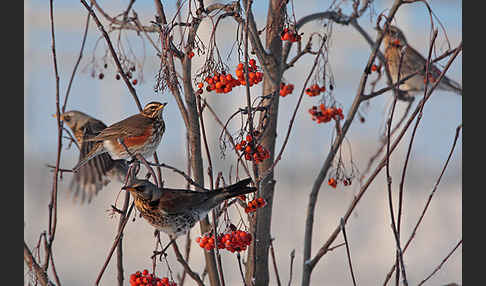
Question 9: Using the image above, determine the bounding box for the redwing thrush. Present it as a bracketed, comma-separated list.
[122, 178, 256, 237]
[60, 111, 128, 203]
[72, 101, 167, 172]
[381, 25, 462, 95]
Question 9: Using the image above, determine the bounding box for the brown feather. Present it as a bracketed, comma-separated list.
[85, 114, 154, 142]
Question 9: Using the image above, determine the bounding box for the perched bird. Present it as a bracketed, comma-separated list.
[381, 25, 462, 95]
[72, 101, 168, 172]
[60, 110, 128, 203]
[122, 178, 256, 238]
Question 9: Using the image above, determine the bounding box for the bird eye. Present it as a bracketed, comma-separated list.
[63, 115, 71, 122]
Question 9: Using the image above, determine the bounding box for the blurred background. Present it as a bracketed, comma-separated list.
[24, 0, 462, 285]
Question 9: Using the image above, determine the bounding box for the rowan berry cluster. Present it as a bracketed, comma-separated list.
[196, 234, 225, 251]
[235, 132, 270, 164]
[371, 64, 379, 72]
[196, 230, 252, 253]
[305, 84, 326, 97]
[244, 197, 267, 213]
[281, 27, 301, 42]
[308, 104, 344, 123]
[221, 230, 252, 253]
[279, 82, 294, 97]
[234, 59, 264, 87]
[198, 71, 239, 94]
[187, 50, 195, 59]
[129, 269, 176, 286]
[328, 177, 352, 188]
[196, 59, 263, 94]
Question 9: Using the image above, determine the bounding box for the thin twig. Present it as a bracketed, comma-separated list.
[95, 202, 135, 285]
[384, 30, 409, 286]
[287, 249, 295, 286]
[301, 2, 404, 285]
[116, 191, 131, 286]
[417, 239, 462, 286]
[80, 0, 143, 111]
[24, 242, 54, 286]
[382, 124, 462, 285]
[340, 218, 357, 286]
[172, 241, 205, 286]
[269, 239, 282, 286]
[46, 1, 62, 285]
[305, 41, 462, 280]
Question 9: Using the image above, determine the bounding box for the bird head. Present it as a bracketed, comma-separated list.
[142, 101, 168, 119]
[377, 25, 407, 48]
[122, 179, 159, 201]
[58, 110, 93, 132]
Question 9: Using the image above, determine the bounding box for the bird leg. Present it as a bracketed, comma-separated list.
[396, 89, 415, 102]
[136, 154, 160, 188]
[151, 231, 175, 261]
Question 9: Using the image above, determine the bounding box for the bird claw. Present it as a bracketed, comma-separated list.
[151, 250, 168, 261]
[396, 90, 415, 102]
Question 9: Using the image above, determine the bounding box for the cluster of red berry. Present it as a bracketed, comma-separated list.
[196, 230, 252, 253]
[129, 270, 176, 286]
[305, 84, 326, 97]
[370, 64, 379, 72]
[234, 59, 264, 87]
[196, 59, 263, 94]
[279, 82, 294, 97]
[196, 234, 224, 251]
[221, 230, 252, 253]
[280, 27, 301, 42]
[244, 197, 267, 213]
[328, 177, 352, 188]
[198, 71, 240, 94]
[235, 132, 270, 164]
[308, 104, 344, 123]
[187, 50, 195, 59]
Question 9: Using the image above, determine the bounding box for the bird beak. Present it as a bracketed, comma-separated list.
[159, 102, 168, 109]
[121, 186, 135, 192]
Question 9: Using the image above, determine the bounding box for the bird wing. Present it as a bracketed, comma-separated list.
[85, 114, 153, 142]
[402, 46, 426, 76]
[155, 189, 213, 214]
[69, 119, 115, 203]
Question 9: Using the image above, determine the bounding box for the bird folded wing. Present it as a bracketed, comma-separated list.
[85, 114, 152, 142]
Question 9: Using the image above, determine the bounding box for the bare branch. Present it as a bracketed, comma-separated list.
[81, 0, 143, 111]
[417, 239, 462, 286]
[24, 242, 55, 286]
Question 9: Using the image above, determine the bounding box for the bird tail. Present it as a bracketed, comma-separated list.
[72, 142, 106, 172]
[440, 77, 462, 96]
[212, 178, 256, 201]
